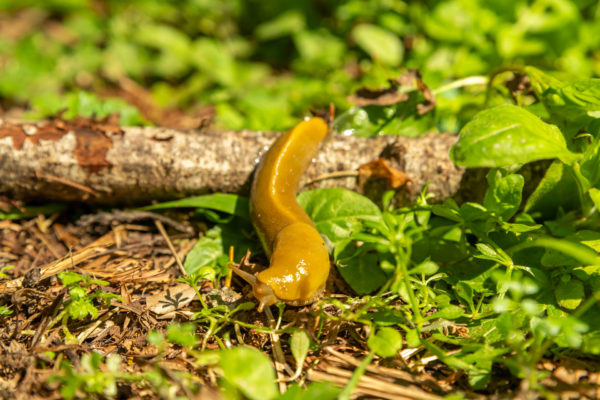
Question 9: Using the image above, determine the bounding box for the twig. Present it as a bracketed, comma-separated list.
[304, 170, 359, 187]
[35, 168, 98, 196]
[154, 220, 187, 277]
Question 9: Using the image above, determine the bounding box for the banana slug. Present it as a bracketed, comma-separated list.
[230, 117, 330, 312]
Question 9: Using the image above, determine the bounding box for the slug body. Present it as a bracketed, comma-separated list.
[231, 117, 330, 311]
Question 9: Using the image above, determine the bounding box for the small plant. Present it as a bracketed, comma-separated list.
[48, 272, 122, 344]
[51, 352, 130, 399]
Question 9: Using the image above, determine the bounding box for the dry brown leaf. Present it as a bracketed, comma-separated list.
[358, 158, 413, 190]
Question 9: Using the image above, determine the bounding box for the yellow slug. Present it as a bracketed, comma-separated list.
[230, 117, 330, 311]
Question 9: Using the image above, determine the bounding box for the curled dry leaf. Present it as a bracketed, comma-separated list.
[347, 69, 436, 115]
[358, 158, 413, 191]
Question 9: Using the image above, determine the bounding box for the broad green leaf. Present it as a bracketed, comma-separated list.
[483, 170, 524, 221]
[525, 66, 600, 126]
[220, 347, 278, 400]
[405, 329, 420, 347]
[351, 23, 403, 66]
[428, 304, 465, 320]
[524, 161, 581, 218]
[183, 222, 257, 276]
[408, 260, 439, 275]
[290, 329, 310, 367]
[293, 30, 346, 69]
[555, 278, 585, 310]
[455, 282, 475, 312]
[367, 327, 402, 358]
[334, 240, 388, 294]
[183, 226, 224, 276]
[140, 193, 250, 220]
[298, 188, 381, 244]
[451, 105, 577, 167]
[255, 11, 306, 40]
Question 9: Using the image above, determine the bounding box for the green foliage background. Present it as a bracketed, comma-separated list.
[1, 0, 599, 131]
[3, 1, 600, 398]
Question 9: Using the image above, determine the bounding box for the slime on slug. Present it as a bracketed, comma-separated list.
[230, 117, 331, 312]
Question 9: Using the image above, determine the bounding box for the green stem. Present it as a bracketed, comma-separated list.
[432, 75, 489, 95]
[338, 351, 374, 400]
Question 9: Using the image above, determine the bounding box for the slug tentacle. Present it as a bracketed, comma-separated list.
[245, 117, 331, 310]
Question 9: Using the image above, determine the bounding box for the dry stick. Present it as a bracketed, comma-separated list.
[29, 290, 66, 349]
[0, 225, 124, 291]
[308, 368, 425, 400]
[0, 125, 464, 205]
[31, 226, 63, 259]
[154, 220, 187, 277]
[34, 168, 98, 196]
[158, 238, 196, 273]
[76, 310, 116, 343]
[303, 170, 359, 187]
[326, 347, 443, 391]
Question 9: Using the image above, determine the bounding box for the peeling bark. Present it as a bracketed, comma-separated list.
[0, 120, 467, 205]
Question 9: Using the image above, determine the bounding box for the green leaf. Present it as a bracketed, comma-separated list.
[184, 226, 224, 276]
[520, 237, 600, 266]
[408, 260, 439, 275]
[278, 382, 340, 400]
[351, 23, 403, 66]
[334, 240, 388, 294]
[67, 298, 98, 320]
[525, 66, 600, 126]
[298, 188, 381, 244]
[451, 105, 577, 167]
[166, 323, 197, 347]
[59, 271, 85, 287]
[580, 138, 600, 189]
[555, 278, 585, 310]
[367, 327, 402, 358]
[183, 221, 257, 276]
[589, 188, 600, 209]
[141, 194, 250, 220]
[524, 161, 581, 218]
[428, 304, 465, 320]
[0, 203, 67, 220]
[220, 347, 278, 400]
[290, 329, 310, 367]
[483, 170, 524, 221]
[191, 38, 235, 86]
[255, 11, 306, 40]
[293, 30, 346, 69]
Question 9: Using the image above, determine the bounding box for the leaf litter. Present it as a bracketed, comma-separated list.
[1, 207, 599, 399]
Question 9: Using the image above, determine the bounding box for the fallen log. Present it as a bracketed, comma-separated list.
[0, 118, 469, 205]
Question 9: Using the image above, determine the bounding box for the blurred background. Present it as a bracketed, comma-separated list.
[0, 0, 598, 133]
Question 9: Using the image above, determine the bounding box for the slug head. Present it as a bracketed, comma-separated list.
[229, 265, 279, 312]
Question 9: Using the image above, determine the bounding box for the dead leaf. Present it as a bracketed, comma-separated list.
[358, 158, 413, 190]
[117, 77, 215, 130]
[347, 69, 436, 115]
[146, 282, 197, 317]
